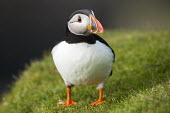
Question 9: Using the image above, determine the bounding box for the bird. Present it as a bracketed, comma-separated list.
[52, 9, 115, 106]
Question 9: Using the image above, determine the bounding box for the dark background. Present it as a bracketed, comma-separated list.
[0, 0, 170, 95]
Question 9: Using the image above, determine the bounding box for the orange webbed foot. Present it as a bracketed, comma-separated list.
[90, 100, 106, 106]
[61, 100, 77, 106]
[60, 87, 77, 106]
[90, 88, 105, 106]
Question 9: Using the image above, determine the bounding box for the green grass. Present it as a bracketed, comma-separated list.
[0, 30, 170, 113]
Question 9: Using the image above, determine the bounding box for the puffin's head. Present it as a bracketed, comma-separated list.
[67, 9, 104, 36]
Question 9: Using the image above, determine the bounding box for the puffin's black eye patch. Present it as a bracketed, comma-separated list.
[78, 16, 82, 22]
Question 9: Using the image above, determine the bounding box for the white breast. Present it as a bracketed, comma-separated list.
[52, 41, 113, 86]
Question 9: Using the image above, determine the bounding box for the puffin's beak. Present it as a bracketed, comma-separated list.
[87, 15, 104, 33]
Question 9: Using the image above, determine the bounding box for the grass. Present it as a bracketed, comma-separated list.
[0, 30, 170, 113]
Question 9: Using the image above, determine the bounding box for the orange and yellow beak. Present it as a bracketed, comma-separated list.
[87, 15, 104, 33]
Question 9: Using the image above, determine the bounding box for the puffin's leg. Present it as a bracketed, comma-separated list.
[62, 87, 77, 106]
[90, 88, 106, 105]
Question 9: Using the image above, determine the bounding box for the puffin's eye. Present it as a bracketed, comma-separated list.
[78, 17, 82, 22]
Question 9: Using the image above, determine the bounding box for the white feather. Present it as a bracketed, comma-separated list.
[52, 41, 113, 86]
[68, 14, 90, 35]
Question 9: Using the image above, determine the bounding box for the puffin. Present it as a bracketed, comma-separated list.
[52, 9, 115, 106]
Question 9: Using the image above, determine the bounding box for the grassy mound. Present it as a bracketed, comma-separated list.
[0, 30, 170, 113]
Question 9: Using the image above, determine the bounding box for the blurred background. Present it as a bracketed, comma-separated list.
[0, 0, 170, 95]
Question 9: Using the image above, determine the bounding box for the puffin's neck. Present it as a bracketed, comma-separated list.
[65, 26, 96, 44]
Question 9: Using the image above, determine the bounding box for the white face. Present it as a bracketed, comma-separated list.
[68, 14, 90, 35]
